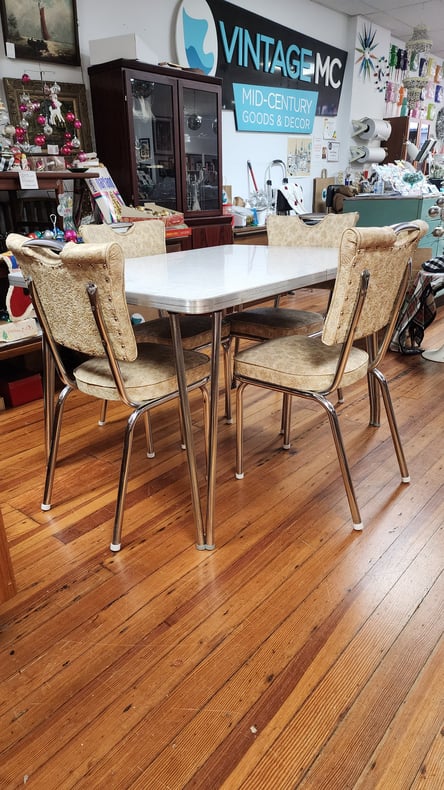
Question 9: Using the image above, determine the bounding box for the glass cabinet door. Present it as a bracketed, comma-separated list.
[129, 76, 177, 210]
[181, 85, 220, 214]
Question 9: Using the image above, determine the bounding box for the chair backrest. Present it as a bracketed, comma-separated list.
[322, 220, 428, 346]
[266, 212, 360, 248]
[79, 220, 166, 257]
[6, 233, 137, 362]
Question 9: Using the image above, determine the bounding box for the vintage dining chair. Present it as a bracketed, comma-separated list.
[79, 221, 232, 427]
[6, 232, 211, 552]
[227, 212, 360, 420]
[233, 220, 427, 531]
[229, 212, 360, 334]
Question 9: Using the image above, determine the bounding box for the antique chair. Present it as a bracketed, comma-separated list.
[233, 221, 427, 530]
[6, 233, 211, 552]
[80, 222, 232, 427]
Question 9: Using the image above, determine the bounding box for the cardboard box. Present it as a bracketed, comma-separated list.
[89, 34, 158, 66]
[0, 373, 43, 408]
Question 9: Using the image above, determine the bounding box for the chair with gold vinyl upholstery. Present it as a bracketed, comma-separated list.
[7, 232, 211, 552]
[233, 221, 427, 531]
[229, 212, 360, 338]
[80, 222, 232, 429]
[227, 212, 360, 424]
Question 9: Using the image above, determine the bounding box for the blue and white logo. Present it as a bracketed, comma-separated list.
[176, 0, 218, 76]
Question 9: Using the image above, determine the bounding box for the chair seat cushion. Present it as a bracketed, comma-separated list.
[228, 307, 324, 339]
[134, 315, 230, 348]
[74, 343, 210, 401]
[234, 335, 368, 392]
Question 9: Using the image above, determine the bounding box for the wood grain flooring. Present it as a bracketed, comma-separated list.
[0, 287, 443, 789]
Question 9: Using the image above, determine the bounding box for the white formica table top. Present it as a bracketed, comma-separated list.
[124, 244, 339, 314]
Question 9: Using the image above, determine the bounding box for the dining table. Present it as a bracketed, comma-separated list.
[10, 242, 339, 550]
[124, 243, 339, 550]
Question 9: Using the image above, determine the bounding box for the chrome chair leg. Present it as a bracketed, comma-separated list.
[110, 407, 141, 552]
[201, 384, 210, 470]
[143, 412, 155, 458]
[235, 381, 247, 479]
[314, 393, 363, 530]
[367, 333, 381, 426]
[98, 400, 108, 426]
[373, 368, 410, 481]
[42, 384, 73, 511]
[223, 339, 233, 423]
[282, 393, 292, 449]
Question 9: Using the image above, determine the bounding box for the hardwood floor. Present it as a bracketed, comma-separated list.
[0, 287, 443, 789]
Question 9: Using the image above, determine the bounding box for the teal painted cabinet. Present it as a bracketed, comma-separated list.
[343, 194, 443, 256]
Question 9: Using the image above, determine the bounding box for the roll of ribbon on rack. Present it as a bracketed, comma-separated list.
[352, 118, 392, 141]
[350, 146, 387, 164]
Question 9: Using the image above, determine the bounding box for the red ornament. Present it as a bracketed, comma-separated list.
[34, 134, 46, 146]
[73, 119, 82, 129]
[60, 144, 72, 155]
[65, 111, 75, 123]
[64, 229, 77, 242]
[64, 131, 72, 141]
[21, 73, 31, 83]
[36, 115, 46, 126]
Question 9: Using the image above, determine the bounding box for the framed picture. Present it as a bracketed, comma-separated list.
[154, 118, 173, 155]
[139, 137, 151, 161]
[3, 77, 92, 152]
[0, 0, 80, 66]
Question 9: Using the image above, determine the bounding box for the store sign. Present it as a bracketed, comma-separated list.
[233, 83, 318, 133]
[175, 0, 347, 131]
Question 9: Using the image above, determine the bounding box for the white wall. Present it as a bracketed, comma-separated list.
[0, 1, 395, 209]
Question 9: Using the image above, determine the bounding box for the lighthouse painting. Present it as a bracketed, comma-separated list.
[0, 0, 80, 65]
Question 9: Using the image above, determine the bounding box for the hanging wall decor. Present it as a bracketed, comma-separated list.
[3, 77, 92, 152]
[0, 0, 80, 66]
[355, 24, 379, 81]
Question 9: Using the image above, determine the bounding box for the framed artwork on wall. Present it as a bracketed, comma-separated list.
[3, 78, 92, 152]
[0, 0, 80, 66]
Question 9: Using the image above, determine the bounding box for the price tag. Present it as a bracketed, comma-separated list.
[18, 170, 39, 189]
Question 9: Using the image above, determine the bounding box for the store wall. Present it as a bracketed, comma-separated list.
[0, 0, 433, 210]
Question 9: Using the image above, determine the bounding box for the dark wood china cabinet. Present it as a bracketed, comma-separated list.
[88, 59, 232, 248]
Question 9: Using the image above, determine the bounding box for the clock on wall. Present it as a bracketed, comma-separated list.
[436, 107, 444, 142]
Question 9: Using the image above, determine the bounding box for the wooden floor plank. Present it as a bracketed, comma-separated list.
[354, 636, 444, 789]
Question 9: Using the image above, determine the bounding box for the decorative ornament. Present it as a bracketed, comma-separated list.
[188, 114, 202, 130]
[373, 55, 390, 93]
[406, 24, 433, 57]
[435, 106, 444, 141]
